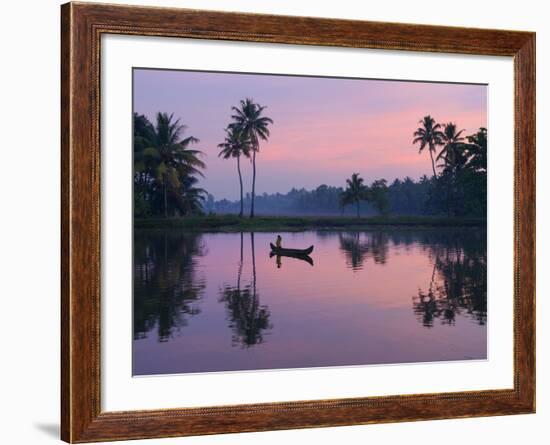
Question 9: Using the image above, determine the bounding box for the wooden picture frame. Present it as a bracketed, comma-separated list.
[61, 2, 535, 442]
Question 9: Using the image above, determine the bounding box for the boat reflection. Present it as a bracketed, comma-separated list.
[269, 251, 314, 267]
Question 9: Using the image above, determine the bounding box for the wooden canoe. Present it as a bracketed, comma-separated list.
[270, 243, 314, 255]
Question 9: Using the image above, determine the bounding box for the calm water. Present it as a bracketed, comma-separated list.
[133, 228, 487, 375]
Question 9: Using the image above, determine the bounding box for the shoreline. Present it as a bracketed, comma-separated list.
[134, 215, 487, 232]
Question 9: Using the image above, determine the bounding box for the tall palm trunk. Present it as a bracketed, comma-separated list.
[356, 200, 360, 218]
[446, 177, 453, 217]
[237, 232, 243, 289]
[251, 232, 256, 291]
[163, 177, 168, 218]
[237, 154, 244, 217]
[429, 147, 437, 178]
[250, 148, 257, 218]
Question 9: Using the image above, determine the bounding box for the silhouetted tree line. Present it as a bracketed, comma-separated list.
[134, 112, 206, 217]
[208, 169, 483, 217]
[413, 117, 487, 217]
[334, 118, 487, 217]
[134, 97, 274, 218]
[135, 108, 486, 219]
[206, 180, 416, 217]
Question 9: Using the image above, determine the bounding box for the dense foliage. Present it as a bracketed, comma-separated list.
[135, 108, 487, 219]
[134, 112, 206, 217]
[208, 182, 396, 216]
[210, 121, 486, 217]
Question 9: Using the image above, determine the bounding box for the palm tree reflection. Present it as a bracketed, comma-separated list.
[134, 228, 486, 345]
[338, 229, 486, 328]
[412, 231, 487, 327]
[133, 230, 206, 342]
[219, 232, 272, 347]
[338, 231, 389, 270]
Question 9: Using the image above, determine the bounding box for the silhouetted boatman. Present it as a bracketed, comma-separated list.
[275, 235, 282, 248]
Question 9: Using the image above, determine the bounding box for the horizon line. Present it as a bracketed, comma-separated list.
[209, 175, 432, 202]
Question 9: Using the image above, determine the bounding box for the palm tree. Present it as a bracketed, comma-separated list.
[340, 173, 368, 218]
[218, 126, 251, 217]
[369, 179, 389, 215]
[142, 112, 205, 217]
[436, 123, 467, 217]
[465, 127, 487, 172]
[437, 122, 466, 171]
[133, 113, 157, 215]
[413, 115, 444, 178]
[178, 175, 207, 216]
[230, 98, 273, 218]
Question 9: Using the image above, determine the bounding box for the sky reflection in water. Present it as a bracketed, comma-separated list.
[133, 229, 486, 375]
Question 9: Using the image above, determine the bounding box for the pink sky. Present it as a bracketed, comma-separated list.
[134, 69, 487, 201]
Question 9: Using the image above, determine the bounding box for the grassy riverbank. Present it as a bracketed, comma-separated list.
[134, 215, 486, 232]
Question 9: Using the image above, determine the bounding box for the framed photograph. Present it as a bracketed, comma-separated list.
[61, 2, 535, 442]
